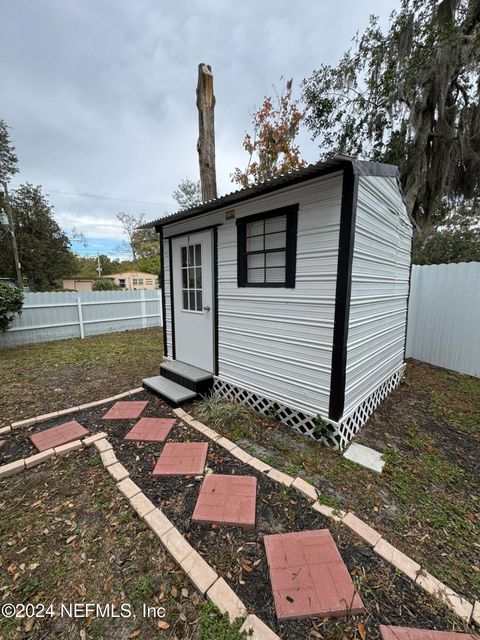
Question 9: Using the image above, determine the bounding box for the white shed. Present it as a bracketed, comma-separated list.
[143, 157, 413, 449]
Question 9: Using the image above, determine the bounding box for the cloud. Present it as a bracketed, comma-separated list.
[2, 0, 399, 248]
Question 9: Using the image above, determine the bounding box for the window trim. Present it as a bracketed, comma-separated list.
[236, 204, 298, 288]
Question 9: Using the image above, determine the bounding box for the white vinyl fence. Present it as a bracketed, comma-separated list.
[406, 262, 480, 377]
[0, 290, 163, 348]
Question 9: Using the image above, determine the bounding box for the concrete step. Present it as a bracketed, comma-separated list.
[143, 375, 197, 406]
[160, 360, 213, 394]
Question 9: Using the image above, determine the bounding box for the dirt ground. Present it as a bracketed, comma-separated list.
[0, 327, 163, 429]
[0, 448, 204, 640]
[188, 360, 480, 605]
[1, 391, 475, 640]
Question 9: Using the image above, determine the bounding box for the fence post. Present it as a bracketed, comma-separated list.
[159, 289, 162, 326]
[77, 296, 85, 339]
[140, 290, 147, 329]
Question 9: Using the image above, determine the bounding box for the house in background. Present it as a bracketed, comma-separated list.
[107, 272, 159, 290]
[62, 272, 159, 291]
[62, 277, 96, 291]
[142, 156, 413, 450]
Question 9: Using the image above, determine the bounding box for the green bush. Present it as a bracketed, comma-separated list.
[92, 279, 119, 291]
[0, 282, 24, 331]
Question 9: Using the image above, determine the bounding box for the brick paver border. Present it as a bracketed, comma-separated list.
[172, 408, 477, 626]
[1, 387, 144, 432]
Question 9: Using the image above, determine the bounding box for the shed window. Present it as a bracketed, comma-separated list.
[237, 204, 298, 288]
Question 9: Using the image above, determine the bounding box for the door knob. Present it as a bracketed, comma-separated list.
[203, 305, 211, 311]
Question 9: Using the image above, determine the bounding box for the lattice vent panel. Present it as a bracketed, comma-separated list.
[212, 366, 405, 451]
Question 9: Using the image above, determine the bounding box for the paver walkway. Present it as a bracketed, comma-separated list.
[124, 417, 175, 443]
[102, 401, 148, 420]
[152, 442, 209, 476]
[192, 474, 257, 528]
[380, 626, 478, 640]
[264, 529, 364, 620]
[30, 420, 89, 452]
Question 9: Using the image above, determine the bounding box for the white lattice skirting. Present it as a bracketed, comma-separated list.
[212, 365, 406, 451]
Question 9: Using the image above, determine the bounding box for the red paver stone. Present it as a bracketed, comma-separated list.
[124, 417, 175, 443]
[102, 401, 148, 420]
[192, 474, 257, 529]
[264, 529, 364, 620]
[29, 420, 89, 453]
[152, 442, 208, 477]
[380, 627, 478, 640]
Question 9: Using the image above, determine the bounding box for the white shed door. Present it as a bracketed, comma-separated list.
[171, 230, 214, 372]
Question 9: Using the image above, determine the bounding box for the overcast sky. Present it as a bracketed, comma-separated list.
[2, 0, 399, 257]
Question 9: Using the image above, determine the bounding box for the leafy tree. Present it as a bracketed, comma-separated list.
[68, 254, 121, 277]
[117, 212, 159, 274]
[0, 282, 24, 331]
[0, 120, 18, 184]
[413, 202, 480, 264]
[172, 178, 202, 209]
[92, 278, 119, 291]
[97, 254, 120, 275]
[302, 0, 480, 231]
[232, 78, 307, 188]
[0, 184, 76, 290]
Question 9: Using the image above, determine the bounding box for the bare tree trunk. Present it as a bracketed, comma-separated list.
[196, 63, 217, 202]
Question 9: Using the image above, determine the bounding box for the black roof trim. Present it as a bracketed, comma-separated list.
[142, 157, 400, 230]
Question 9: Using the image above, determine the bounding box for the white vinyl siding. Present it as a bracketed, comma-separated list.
[343, 176, 412, 417]
[162, 172, 343, 417]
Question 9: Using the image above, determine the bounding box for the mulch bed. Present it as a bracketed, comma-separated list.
[1, 391, 474, 640]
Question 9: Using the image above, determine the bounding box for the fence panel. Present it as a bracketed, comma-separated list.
[0, 290, 163, 348]
[406, 262, 480, 377]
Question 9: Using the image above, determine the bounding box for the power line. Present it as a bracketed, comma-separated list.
[45, 188, 178, 208]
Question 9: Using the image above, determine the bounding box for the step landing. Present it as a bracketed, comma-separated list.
[160, 360, 213, 394]
[143, 375, 197, 405]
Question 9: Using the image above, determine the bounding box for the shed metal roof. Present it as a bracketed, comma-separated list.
[142, 156, 400, 230]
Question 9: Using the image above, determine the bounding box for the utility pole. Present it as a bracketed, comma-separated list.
[1, 181, 23, 290]
[96, 253, 102, 276]
[196, 63, 217, 202]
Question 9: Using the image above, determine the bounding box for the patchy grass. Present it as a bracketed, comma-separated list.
[0, 327, 163, 428]
[196, 603, 247, 640]
[189, 360, 480, 603]
[0, 449, 206, 639]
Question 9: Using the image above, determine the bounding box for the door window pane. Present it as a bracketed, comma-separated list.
[181, 242, 204, 311]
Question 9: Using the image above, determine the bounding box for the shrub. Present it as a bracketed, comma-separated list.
[0, 282, 24, 331]
[92, 279, 119, 291]
[196, 396, 250, 434]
